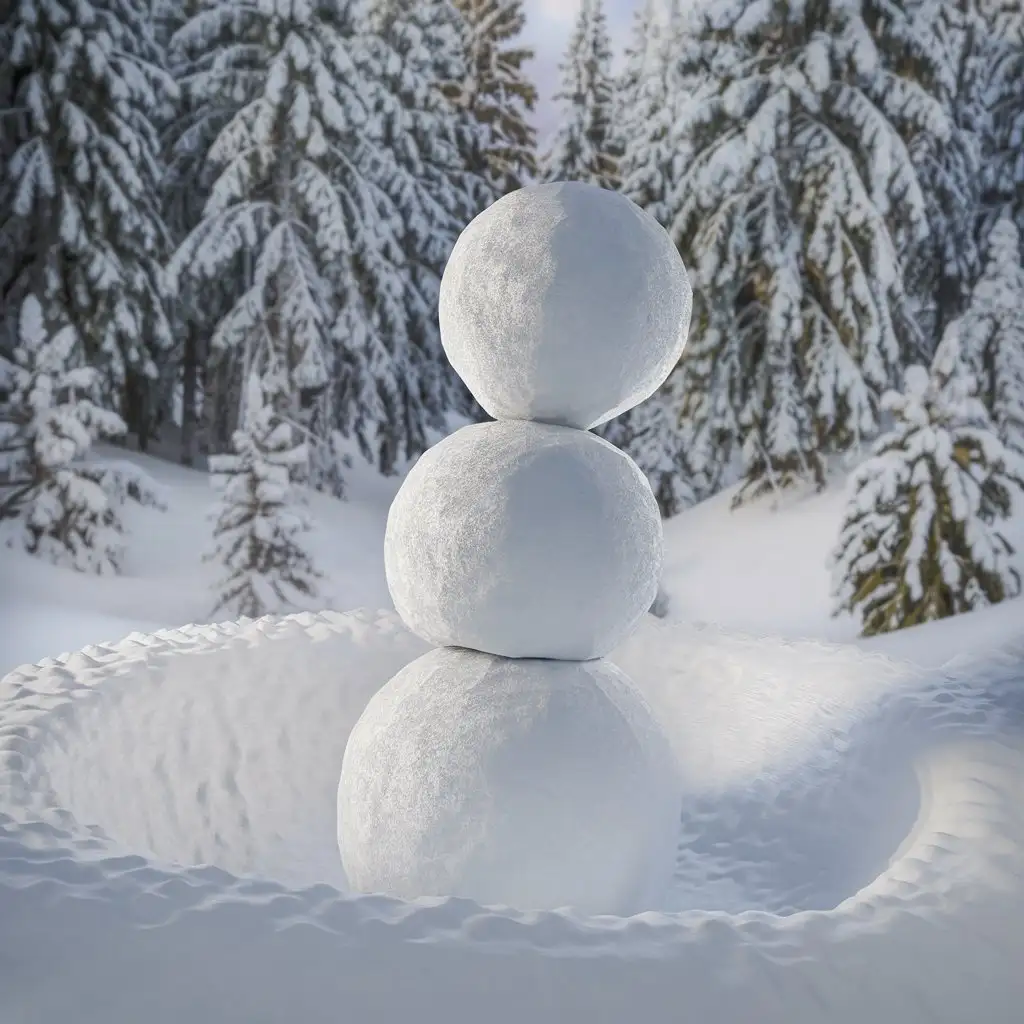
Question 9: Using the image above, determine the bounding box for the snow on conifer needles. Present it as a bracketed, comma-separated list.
[0, 0, 175, 446]
[602, 365, 695, 519]
[0, 296, 164, 575]
[665, 0, 946, 508]
[166, 0, 374, 478]
[207, 371, 320, 620]
[832, 362, 1024, 637]
[449, 0, 537, 195]
[364, 0, 494, 460]
[1, 0, 537, 614]
[982, 1, 1024, 231]
[613, 0, 678, 226]
[541, 0, 619, 191]
[164, 0, 498, 484]
[934, 214, 1024, 458]
[831, 208, 1024, 637]
[1, 0, 1023, 636]
[593, 0, 1024, 534]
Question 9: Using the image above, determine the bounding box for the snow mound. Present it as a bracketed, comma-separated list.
[439, 182, 692, 429]
[3, 611, 1024, 1022]
[339, 647, 679, 914]
[385, 421, 661, 659]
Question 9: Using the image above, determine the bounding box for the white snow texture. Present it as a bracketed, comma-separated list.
[438, 181, 693, 429]
[384, 419, 662, 659]
[338, 646, 680, 915]
[3, 611, 1024, 1022]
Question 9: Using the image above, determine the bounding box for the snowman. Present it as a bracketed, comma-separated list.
[338, 182, 693, 917]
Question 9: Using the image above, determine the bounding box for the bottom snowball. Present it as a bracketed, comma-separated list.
[337, 647, 680, 916]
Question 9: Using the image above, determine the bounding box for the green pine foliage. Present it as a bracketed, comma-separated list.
[934, 213, 1024, 456]
[449, 0, 537, 195]
[601, 365, 695, 518]
[665, 0, 950, 507]
[363, 0, 493, 460]
[831, 361, 1024, 636]
[0, 0, 176, 446]
[541, 0, 619, 190]
[980, 0, 1024, 225]
[207, 370, 320, 619]
[0, 296, 164, 574]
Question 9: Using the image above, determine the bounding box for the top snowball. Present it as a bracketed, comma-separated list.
[439, 182, 692, 430]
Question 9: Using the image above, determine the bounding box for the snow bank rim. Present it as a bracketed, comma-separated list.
[1, 610, 1023, 961]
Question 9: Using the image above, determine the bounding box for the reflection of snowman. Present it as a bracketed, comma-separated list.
[338, 182, 693, 917]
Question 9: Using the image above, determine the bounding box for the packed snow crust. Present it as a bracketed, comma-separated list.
[339, 647, 679, 915]
[3, 609, 1024, 1022]
[438, 182, 693, 430]
[384, 420, 662, 659]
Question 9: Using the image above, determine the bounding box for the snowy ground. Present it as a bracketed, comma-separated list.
[2, 447, 1024, 1023]
[3, 609, 1024, 1022]
[0, 445, 400, 674]
[1, 445, 1021, 674]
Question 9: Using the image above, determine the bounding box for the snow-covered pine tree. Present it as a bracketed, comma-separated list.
[0, 296, 163, 573]
[361, 0, 491, 465]
[614, 0, 659, 207]
[167, 0, 402, 494]
[831, 362, 1024, 637]
[598, 2, 710, 509]
[933, 213, 1024, 455]
[668, 0, 948, 507]
[540, 0, 618, 189]
[156, 0, 229, 467]
[979, 0, 1024, 225]
[615, 0, 695, 222]
[207, 370, 320, 620]
[897, 0, 985, 354]
[601, 365, 695, 518]
[0, 0, 176, 447]
[615, 0, 749, 503]
[449, 0, 537, 195]
[0, 6, 23, 359]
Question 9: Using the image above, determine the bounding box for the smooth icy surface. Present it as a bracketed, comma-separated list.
[385, 420, 662, 659]
[438, 182, 692, 429]
[2, 610, 1024, 1022]
[339, 647, 679, 915]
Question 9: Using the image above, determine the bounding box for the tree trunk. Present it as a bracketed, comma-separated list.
[200, 353, 228, 460]
[124, 371, 150, 453]
[180, 323, 199, 466]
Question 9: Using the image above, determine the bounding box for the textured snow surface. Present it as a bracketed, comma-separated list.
[438, 182, 692, 429]
[339, 647, 679, 915]
[2, 610, 1024, 1022]
[385, 420, 662, 658]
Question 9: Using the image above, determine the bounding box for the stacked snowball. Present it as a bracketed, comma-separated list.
[338, 182, 693, 916]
